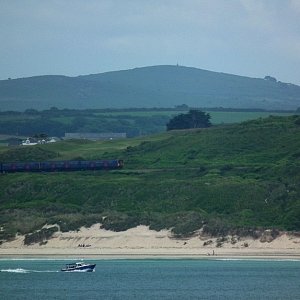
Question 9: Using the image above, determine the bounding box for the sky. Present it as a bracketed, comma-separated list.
[1, 0, 300, 84]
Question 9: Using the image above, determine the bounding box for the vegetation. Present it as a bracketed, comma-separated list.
[24, 226, 59, 245]
[0, 107, 296, 140]
[0, 108, 172, 138]
[166, 110, 211, 130]
[0, 115, 299, 242]
[0, 146, 59, 162]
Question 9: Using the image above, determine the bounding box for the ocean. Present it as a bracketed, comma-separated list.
[0, 259, 299, 299]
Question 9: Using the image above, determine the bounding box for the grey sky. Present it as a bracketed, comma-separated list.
[1, 0, 300, 84]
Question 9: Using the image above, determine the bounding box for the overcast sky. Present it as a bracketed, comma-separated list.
[1, 0, 300, 84]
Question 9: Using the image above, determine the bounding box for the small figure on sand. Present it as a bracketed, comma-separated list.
[207, 250, 216, 256]
[78, 243, 91, 248]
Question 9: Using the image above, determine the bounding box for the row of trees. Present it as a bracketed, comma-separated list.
[166, 110, 211, 130]
[0, 108, 211, 138]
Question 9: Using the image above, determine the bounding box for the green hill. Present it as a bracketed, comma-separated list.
[0, 115, 299, 242]
[1, 65, 300, 111]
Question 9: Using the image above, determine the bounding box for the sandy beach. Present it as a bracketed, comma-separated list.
[1, 224, 300, 259]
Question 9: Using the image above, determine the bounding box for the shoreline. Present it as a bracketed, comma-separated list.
[1, 254, 300, 261]
[1, 224, 300, 260]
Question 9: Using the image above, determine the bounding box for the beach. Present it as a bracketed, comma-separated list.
[1, 224, 300, 259]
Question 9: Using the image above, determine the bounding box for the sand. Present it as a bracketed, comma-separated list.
[1, 224, 300, 259]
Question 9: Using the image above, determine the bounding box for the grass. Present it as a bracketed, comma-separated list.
[93, 110, 187, 117]
[207, 111, 294, 124]
[93, 110, 295, 124]
[40, 133, 168, 160]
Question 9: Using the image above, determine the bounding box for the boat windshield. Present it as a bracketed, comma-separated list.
[76, 263, 83, 266]
[64, 262, 87, 269]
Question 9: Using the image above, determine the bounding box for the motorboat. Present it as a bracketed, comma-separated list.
[61, 262, 96, 272]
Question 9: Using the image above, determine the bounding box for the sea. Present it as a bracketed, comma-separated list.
[0, 259, 299, 299]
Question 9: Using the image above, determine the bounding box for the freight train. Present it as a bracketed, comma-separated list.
[0, 159, 123, 173]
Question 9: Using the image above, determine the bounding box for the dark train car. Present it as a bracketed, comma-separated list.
[2, 162, 40, 173]
[1, 159, 123, 173]
[40, 161, 68, 172]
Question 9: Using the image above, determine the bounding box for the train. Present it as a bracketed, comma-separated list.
[0, 159, 124, 173]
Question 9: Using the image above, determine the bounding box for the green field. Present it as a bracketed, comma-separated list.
[208, 111, 294, 124]
[95, 109, 294, 124]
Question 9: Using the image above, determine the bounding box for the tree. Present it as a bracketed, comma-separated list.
[166, 110, 211, 131]
[32, 133, 48, 139]
[264, 76, 277, 83]
[175, 104, 189, 110]
[24, 108, 39, 115]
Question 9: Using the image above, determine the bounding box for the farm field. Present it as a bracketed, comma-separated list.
[94, 109, 295, 124]
[208, 111, 295, 124]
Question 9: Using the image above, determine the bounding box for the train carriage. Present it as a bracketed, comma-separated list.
[1, 159, 123, 173]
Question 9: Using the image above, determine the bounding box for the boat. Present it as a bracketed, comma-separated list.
[61, 262, 96, 272]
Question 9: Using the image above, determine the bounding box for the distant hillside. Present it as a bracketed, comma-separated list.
[1, 65, 300, 111]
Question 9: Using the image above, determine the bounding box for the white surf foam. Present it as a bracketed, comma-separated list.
[1, 268, 29, 273]
[0, 268, 59, 273]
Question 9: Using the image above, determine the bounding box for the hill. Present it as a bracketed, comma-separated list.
[0, 115, 299, 243]
[1, 65, 300, 111]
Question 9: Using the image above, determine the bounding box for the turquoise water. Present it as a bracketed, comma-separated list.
[1, 259, 299, 299]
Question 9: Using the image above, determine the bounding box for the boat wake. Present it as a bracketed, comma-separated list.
[1, 268, 29, 273]
[1, 268, 59, 273]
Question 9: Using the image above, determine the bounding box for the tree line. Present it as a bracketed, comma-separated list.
[166, 110, 211, 130]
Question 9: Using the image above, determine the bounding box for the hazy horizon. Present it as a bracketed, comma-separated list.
[1, 1, 300, 85]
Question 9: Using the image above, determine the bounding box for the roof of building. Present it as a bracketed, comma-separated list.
[64, 132, 126, 140]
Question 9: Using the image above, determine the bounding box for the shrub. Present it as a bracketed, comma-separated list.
[171, 212, 204, 237]
[100, 212, 141, 232]
[24, 226, 58, 245]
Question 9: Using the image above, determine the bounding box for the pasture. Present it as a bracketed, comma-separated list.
[94, 109, 295, 124]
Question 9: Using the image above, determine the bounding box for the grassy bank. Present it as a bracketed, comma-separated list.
[0, 115, 299, 242]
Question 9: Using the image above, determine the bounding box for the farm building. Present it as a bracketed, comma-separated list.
[64, 132, 126, 141]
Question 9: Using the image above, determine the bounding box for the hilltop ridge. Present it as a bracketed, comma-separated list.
[1, 65, 300, 111]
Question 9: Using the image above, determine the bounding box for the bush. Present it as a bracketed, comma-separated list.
[171, 212, 204, 237]
[24, 226, 58, 245]
[202, 217, 232, 237]
[100, 212, 142, 232]
[49, 214, 102, 232]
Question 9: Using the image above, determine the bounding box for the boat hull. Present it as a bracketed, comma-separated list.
[61, 264, 96, 272]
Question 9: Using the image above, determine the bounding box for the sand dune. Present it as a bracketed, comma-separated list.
[1, 224, 300, 259]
